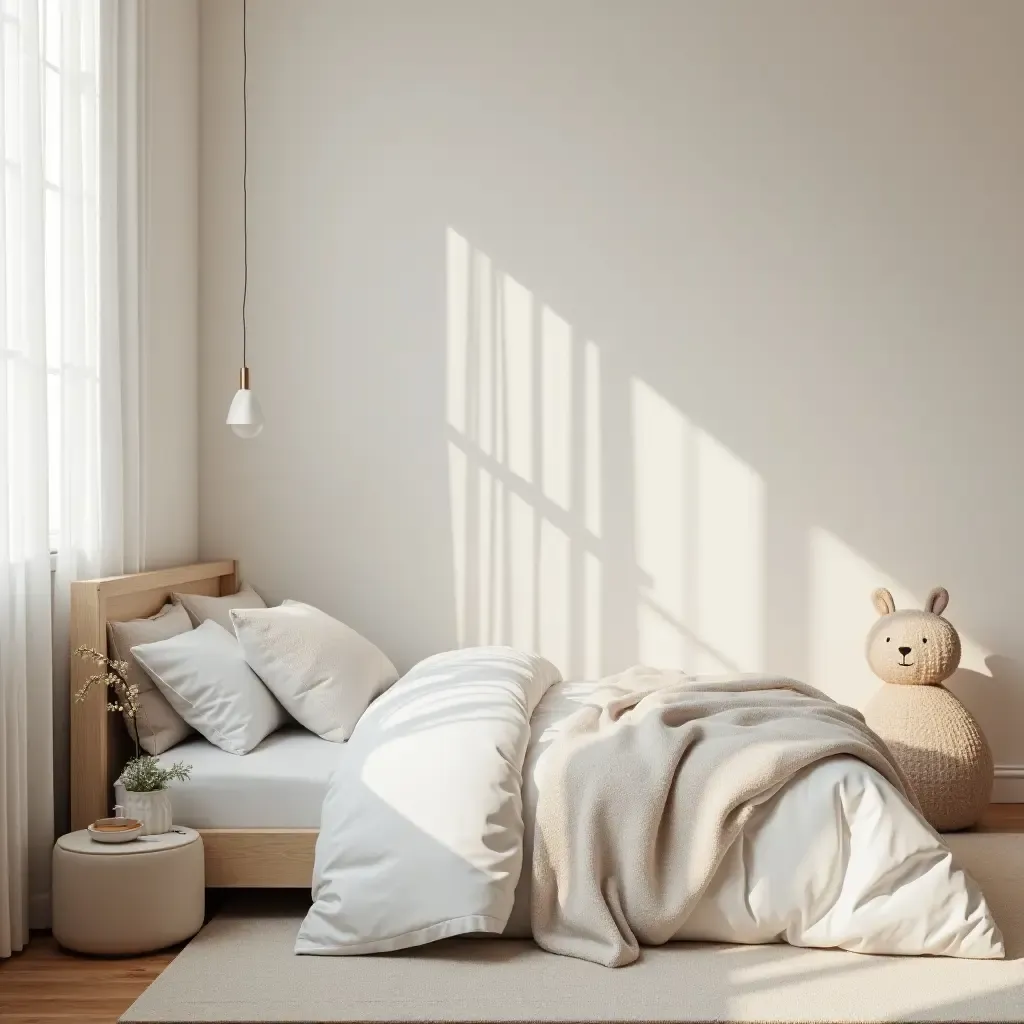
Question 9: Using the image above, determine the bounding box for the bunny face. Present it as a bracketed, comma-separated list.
[865, 587, 961, 686]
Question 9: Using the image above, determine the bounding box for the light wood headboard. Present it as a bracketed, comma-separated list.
[70, 560, 236, 830]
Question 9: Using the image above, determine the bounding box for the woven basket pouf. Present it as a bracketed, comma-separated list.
[864, 683, 993, 831]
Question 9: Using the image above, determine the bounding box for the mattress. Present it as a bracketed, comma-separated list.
[143, 728, 344, 828]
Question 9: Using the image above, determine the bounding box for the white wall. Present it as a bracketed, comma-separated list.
[143, 0, 200, 568]
[198, 0, 1024, 795]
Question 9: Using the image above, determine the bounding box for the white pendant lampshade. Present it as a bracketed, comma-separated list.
[227, 367, 263, 438]
[226, 0, 263, 439]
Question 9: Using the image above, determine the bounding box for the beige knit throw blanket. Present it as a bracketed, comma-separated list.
[530, 669, 918, 967]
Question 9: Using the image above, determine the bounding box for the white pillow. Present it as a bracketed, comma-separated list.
[231, 600, 398, 742]
[131, 620, 288, 755]
[296, 647, 561, 955]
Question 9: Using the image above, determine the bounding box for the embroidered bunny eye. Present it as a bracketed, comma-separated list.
[922, 638, 928, 643]
[886, 637, 890, 642]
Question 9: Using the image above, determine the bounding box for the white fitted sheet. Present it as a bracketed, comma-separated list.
[148, 728, 343, 828]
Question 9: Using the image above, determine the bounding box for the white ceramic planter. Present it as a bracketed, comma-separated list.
[120, 788, 173, 836]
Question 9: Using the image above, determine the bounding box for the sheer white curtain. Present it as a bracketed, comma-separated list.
[1, 0, 141, 957]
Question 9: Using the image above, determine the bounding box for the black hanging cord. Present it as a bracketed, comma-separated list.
[242, 0, 248, 370]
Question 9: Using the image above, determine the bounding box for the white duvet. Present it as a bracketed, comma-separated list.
[297, 648, 561, 954]
[507, 680, 1002, 958]
[298, 653, 1003, 962]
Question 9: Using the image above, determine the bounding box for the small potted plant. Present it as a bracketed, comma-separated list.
[74, 646, 191, 835]
[116, 755, 192, 835]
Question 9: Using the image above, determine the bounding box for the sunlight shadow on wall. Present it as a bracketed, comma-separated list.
[631, 379, 686, 669]
[447, 227, 765, 680]
[809, 528, 993, 710]
[446, 228, 605, 677]
[632, 379, 764, 674]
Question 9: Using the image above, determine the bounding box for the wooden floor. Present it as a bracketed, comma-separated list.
[977, 802, 1024, 832]
[0, 936, 179, 1023]
[2, 805, 1022, 1024]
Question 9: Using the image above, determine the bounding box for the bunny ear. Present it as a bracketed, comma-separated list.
[872, 588, 896, 616]
[926, 587, 949, 616]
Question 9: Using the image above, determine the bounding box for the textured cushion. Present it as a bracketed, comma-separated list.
[131, 620, 288, 755]
[232, 600, 398, 742]
[173, 584, 266, 632]
[107, 602, 195, 755]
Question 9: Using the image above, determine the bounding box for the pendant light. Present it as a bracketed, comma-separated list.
[226, 0, 264, 438]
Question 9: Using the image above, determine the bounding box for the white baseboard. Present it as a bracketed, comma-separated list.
[992, 765, 1024, 803]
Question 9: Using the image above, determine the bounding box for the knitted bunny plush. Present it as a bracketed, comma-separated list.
[864, 586, 992, 830]
[865, 586, 961, 686]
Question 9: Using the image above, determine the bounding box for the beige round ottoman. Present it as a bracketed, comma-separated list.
[52, 827, 204, 954]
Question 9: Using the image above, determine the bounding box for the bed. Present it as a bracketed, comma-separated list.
[70, 561, 318, 886]
[71, 563, 1004, 965]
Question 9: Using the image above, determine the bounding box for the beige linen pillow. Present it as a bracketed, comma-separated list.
[231, 600, 398, 742]
[107, 602, 195, 755]
[173, 583, 266, 632]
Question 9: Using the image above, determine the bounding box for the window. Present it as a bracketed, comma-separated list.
[39, 0, 100, 549]
[2, 1, 106, 946]
[3, 0, 102, 562]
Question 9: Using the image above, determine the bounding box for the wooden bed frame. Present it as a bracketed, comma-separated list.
[70, 561, 316, 887]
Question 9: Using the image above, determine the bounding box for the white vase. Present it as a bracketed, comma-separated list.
[120, 788, 173, 836]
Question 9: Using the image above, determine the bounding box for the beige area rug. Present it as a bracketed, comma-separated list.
[122, 834, 1024, 1023]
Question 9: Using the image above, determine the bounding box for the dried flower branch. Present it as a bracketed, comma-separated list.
[74, 645, 141, 760]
